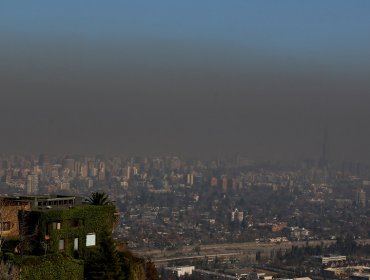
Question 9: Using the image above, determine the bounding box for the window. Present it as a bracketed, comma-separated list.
[1, 222, 11, 231]
[86, 233, 96, 246]
[47, 222, 61, 234]
[51, 222, 61, 230]
[59, 239, 65, 250]
[74, 238, 79, 250]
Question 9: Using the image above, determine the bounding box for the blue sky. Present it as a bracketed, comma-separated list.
[1, 0, 370, 56]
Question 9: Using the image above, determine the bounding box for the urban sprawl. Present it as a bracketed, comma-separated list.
[2, 154, 370, 279]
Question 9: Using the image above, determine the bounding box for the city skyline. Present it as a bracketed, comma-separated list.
[3, 2, 370, 279]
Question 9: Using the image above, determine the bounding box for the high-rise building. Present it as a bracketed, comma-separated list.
[319, 126, 329, 169]
[133, 164, 139, 176]
[356, 189, 366, 207]
[222, 175, 228, 192]
[98, 161, 105, 180]
[26, 173, 39, 194]
[186, 173, 194, 186]
[88, 161, 95, 177]
[126, 165, 131, 180]
[80, 164, 88, 178]
[74, 161, 81, 175]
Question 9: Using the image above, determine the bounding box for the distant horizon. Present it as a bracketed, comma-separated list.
[1, 1, 370, 161]
[1, 152, 370, 165]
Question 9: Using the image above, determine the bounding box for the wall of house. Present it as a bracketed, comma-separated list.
[1, 202, 31, 239]
[25, 204, 116, 257]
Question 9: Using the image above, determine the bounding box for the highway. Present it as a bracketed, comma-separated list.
[132, 239, 370, 264]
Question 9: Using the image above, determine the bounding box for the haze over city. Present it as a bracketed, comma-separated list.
[3, 2, 370, 280]
[1, 1, 370, 160]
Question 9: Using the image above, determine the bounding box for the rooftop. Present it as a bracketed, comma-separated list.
[2, 195, 83, 210]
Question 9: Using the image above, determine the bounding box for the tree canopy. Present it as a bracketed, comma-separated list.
[88, 192, 110, 205]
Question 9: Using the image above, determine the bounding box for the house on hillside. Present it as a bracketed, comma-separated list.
[1, 195, 116, 258]
[0, 197, 31, 239]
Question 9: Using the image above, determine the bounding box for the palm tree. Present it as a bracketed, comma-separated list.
[88, 192, 110, 205]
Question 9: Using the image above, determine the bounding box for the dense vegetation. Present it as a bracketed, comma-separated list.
[84, 232, 159, 280]
[0, 192, 159, 279]
[5, 254, 83, 280]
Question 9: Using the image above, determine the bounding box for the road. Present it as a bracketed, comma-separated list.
[132, 239, 370, 263]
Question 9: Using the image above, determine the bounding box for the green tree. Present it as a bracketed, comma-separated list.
[84, 232, 122, 280]
[88, 192, 110, 205]
[84, 233, 157, 280]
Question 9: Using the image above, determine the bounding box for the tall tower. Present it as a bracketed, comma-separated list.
[98, 161, 105, 181]
[26, 174, 39, 194]
[356, 189, 366, 208]
[222, 175, 228, 192]
[186, 173, 194, 186]
[319, 126, 328, 169]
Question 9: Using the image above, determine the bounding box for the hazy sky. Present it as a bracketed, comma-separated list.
[1, 1, 370, 161]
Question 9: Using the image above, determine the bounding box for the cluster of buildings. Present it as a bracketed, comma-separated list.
[1, 154, 370, 251]
[0, 155, 105, 194]
[162, 265, 314, 280]
[2, 154, 370, 279]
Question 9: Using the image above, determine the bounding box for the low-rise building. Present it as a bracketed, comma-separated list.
[316, 254, 347, 265]
[0, 197, 31, 239]
[1, 195, 116, 258]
